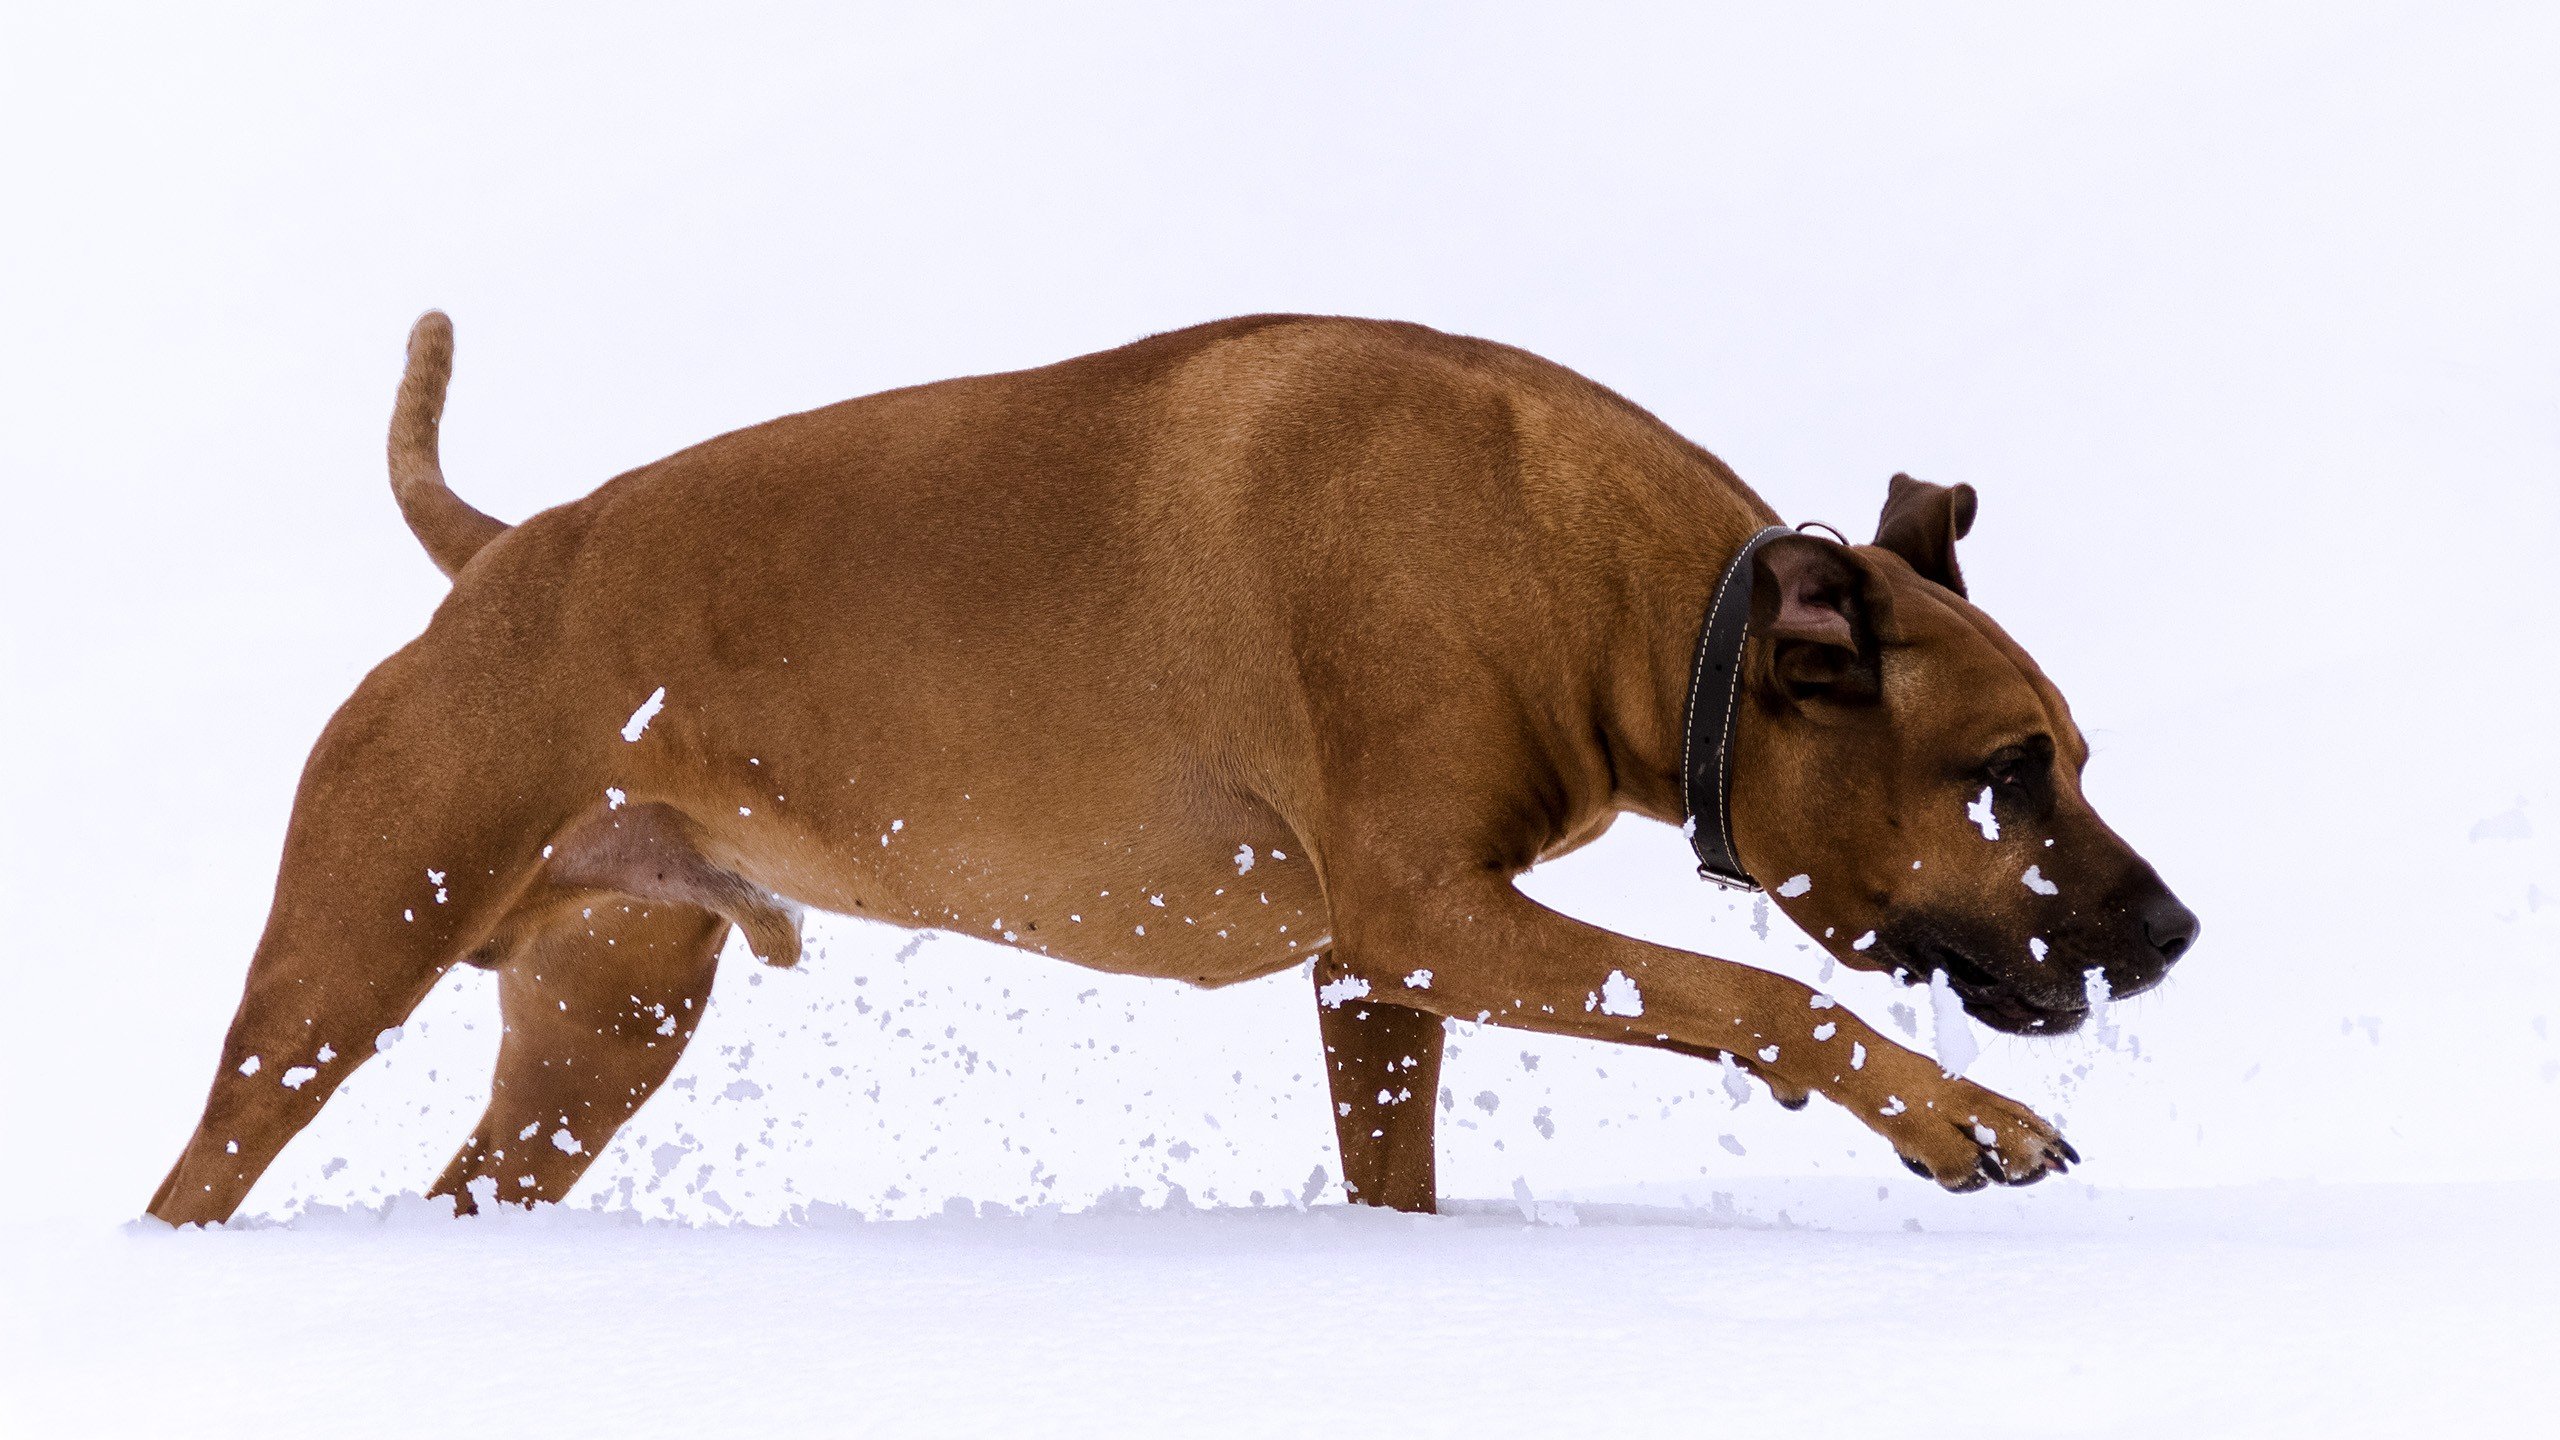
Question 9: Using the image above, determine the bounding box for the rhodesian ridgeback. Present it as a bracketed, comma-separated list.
[148, 313, 2196, 1222]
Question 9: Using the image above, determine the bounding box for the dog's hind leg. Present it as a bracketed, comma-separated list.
[146, 652, 578, 1226]
[1314, 954, 1447, 1214]
[145, 920, 454, 1227]
[428, 899, 727, 1212]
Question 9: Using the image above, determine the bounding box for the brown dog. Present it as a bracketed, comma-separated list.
[147, 313, 2195, 1223]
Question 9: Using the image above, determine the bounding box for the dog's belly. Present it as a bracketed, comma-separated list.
[665, 759, 1337, 989]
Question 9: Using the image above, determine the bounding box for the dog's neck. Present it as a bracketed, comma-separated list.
[1596, 491, 1776, 835]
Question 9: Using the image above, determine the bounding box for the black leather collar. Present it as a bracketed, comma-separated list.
[1680, 524, 1795, 890]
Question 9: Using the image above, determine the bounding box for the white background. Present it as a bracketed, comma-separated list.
[3, 3, 2554, 1234]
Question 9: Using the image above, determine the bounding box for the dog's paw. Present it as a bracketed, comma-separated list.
[1881, 1079, 2075, 1192]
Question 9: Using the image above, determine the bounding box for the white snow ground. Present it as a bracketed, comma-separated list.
[10, 1181, 2552, 1439]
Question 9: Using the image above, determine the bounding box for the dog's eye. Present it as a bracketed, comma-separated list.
[1980, 736, 2056, 812]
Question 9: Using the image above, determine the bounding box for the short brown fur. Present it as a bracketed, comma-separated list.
[148, 314, 2191, 1222]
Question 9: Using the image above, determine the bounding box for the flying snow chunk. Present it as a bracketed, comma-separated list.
[1596, 969, 1645, 1017]
[550, 1129, 583, 1155]
[1852, 930, 1878, 951]
[1968, 786, 2001, 841]
[1234, 844, 1256, 875]
[1403, 968, 1433, 990]
[1928, 969, 1979, 1077]
[237, 1055, 261, 1077]
[1720, 1055, 1753, 1107]
[280, 1065, 318, 1090]
[606, 787, 627, 810]
[620, 686, 666, 742]
[1776, 873, 1812, 898]
[2029, 937, 2049, 962]
[2469, 806, 2532, 842]
[2084, 967, 2117, 1035]
[2022, 865, 2059, 896]
[1317, 975, 1372, 1009]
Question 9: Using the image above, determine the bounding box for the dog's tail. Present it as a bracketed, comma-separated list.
[389, 310, 508, 580]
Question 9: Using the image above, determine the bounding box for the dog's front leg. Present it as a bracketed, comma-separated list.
[1329, 880, 2076, 1194]
[1313, 972, 1446, 1212]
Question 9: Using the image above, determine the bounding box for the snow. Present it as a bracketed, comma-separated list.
[1597, 970, 1644, 1017]
[1315, 975, 1370, 1009]
[2470, 806, 2532, 843]
[2021, 865, 2059, 896]
[1719, 1056, 1754, 1107]
[1967, 786, 2000, 841]
[620, 686, 666, 743]
[2083, 969, 2118, 1048]
[1927, 971, 1980, 1077]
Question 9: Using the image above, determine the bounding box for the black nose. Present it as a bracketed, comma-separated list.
[2141, 893, 2199, 964]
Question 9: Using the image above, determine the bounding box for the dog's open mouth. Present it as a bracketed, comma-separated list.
[1904, 938, 2088, 1037]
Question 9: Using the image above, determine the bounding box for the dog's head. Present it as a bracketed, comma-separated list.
[1730, 475, 2197, 1035]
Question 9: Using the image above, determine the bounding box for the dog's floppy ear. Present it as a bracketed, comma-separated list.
[1873, 473, 1977, 597]
[1751, 533, 1881, 702]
